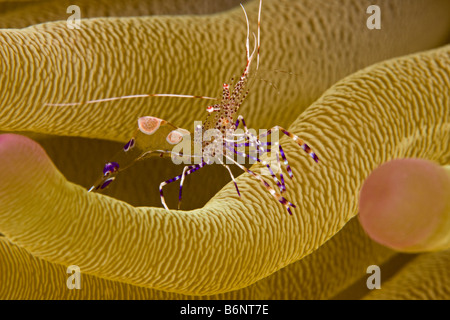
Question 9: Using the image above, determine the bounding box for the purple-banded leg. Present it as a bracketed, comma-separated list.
[233, 139, 272, 163]
[259, 126, 319, 163]
[223, 153, 296, 215]
[226, 144, 286, 193]
[224, 134, 246, 145]
[223, 165, 241, 197]
[159, 162, 206, 210]
[233, 141, 272, 149]
[229, 134, 284, 193]
[265, 151, 286, 193]
[178, 164, 200, 210]
[233, 133, 293, 183]
[274, 150, 286, 191]
[278, 145, 293, 179]
[216, 157, 241, 198]
[235, 115, 266, 155]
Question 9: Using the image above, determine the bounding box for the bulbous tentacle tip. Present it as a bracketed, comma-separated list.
[0, 134, 66, 199]
[0, 134, 45, 177]
[0, 132, 44, 154]
[358, 158, 450, 253]
[0, 133, 26, 152]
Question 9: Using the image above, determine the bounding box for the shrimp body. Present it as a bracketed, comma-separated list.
[46, 0, 320, 214]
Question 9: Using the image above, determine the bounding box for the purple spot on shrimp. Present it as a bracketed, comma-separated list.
[233, 182, 241, 197]
[100, 178, 115, 189]
[178, 187, 183, 201]
[103, 162, 119, 176]
[123, 138, 135, 152]
[311, 153, 319, 163]
[302, 144, 311, 153]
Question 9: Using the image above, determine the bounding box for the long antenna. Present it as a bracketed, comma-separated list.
[45, 93, 218, 107]
[257, 0, 262, 70]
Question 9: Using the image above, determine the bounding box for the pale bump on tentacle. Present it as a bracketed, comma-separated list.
[166, 128, 190, 145]
[138, 117, 165, 135]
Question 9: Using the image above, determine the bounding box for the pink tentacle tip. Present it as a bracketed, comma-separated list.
[0, 134, 54, 190]
[359, 158, 450, 252]
[0, 133, 45, 161]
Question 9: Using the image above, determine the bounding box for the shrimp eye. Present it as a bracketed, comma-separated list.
[103, 162, 120, 176]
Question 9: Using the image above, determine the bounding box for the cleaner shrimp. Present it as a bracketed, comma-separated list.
[46, 0, 319, 214]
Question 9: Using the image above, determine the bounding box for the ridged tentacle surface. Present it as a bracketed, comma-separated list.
[363, 249, 450, 300]
[0, 217, 396, 299]
[1, 0, 449, 143]
[0, 45, 448, 295]
[0, 0, 243, 29]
